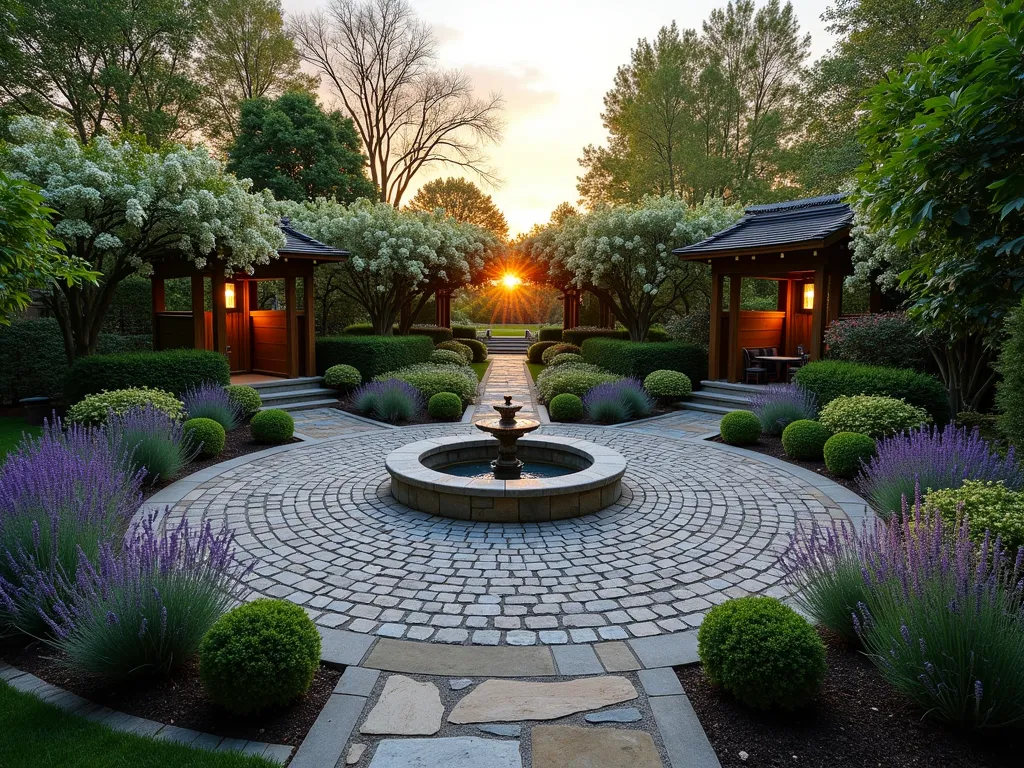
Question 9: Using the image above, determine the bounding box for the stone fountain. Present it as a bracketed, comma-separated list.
[474, 395, 540, 479]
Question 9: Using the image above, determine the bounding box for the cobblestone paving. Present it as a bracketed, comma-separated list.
[166, 423, 849, 646]
[291, 407, 389, 439]
[474, 355, 539, 424]
[618, 410, 722, 439]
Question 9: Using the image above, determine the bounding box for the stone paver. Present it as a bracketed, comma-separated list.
[367, 737, 522, 768]
[290, 407, 387, 439]
[447, 677, 637, 724]
[359, 675, 443, 735]
[617, 409, 722, 438]
[474, 355, 539, 424]
[531, 725, 662, 768]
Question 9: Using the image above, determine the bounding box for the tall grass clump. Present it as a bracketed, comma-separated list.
[0, 419, 143, 635]
[749, 383, 817, 436]
[859, 424, 1023, 519]
[182, 383, 242, 431]
[583, 378, 653, 424]
[38, 511, 250, 680]
[352, 380, 423, 424]
[108, 405, 200, 485]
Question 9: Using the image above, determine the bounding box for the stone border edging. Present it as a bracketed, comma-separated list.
[0, 663, 293, 764]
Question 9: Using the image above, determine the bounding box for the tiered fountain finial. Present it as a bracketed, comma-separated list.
[474, 395, 540, 479]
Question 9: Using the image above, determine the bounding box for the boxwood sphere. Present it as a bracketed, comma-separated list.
[782, 419, 831, 461]
[251, 409, 294, 444]
[643, 370, 693, 400]
[183, 417, 226, 458]
[199, 599, 321, 715]
[462, 337, 488, 363]
[428, 392, 463, 421]
[720, 410, 761, 445]
[542, 343, 582, 365]
[528, 341, 558, 363]
[324, 363, 362, 390]
[823, 431, 876, 478]
[226, 385, 262, 417]
[435, 340, 474, 363]
[698, 596, 826, 711]
[549, 393, 584, 422]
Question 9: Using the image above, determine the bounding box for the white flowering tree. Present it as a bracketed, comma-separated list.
[526, 196, 740, 341]
[0, 118, 284, 360]
[277, 198, 495, 335]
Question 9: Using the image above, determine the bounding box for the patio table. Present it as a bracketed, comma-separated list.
[755, 355, 804, 381]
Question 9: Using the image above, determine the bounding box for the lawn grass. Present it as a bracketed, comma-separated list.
[471, 360, 492, 381]
[478, 324, 543, 337]
[0, 416, 42, 462]
[0, 682, 275, 768]
[527, 363, 544, 383]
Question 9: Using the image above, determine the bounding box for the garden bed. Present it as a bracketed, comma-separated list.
[0, 635, 340, 746]
[710, 433, 861, 495]
[676, 631, 1016, 768]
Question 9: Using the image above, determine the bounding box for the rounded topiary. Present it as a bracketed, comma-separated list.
[199, 599, 321, 716]
[225, 385, 262, 418]
[548, 352, 582, 368]
[462, 337, 488, 363]
[720, 410, 761, 446]
[549, 393, 584, 422]
[823, 432, 876, 478]
[183, 417, 226, 458]
[818, 394, 930, 438]
[250, 409, 294, 444]
[541, 343, 581, 365]
[428, 392, 463, 421]
[697, 596, 826, 711]
[430, 349, 469, 367]
[67, 387, 185, 426]
[435, 340, 473, 363]
[782, 419, 831, 461]
[528, 341, 558, 364]
[324, 364, 362, 390]
[643, 370, 692, 400]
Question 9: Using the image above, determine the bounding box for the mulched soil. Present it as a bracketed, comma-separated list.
[676, 631, 1017, 768]
[0, 635, 340, 745]
[711, 433, 861, 494]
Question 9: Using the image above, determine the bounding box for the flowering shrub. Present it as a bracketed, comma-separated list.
[182, 383, 242, 431]
[749, 383, 817, 436]
[643, 370, 692, 400]
[537, 362, 620, 402]
[541, 343, 581, 365]
[38, 512, 250, 680]
[375, 363, 478, 403]
[548, 352, 583, 368]
[583, 378, 653, 424]
[859, 424, 1023, 519]
[924, 481, 1024, 549]
[353, 380, 424, 424]
[225, 385, 262, 417]
[108, 405, 199, 484]
[430, 349, 469, 367]
[67, 388, 184, 426]
[824, 312, 930, 371]
[435, 340, 474, 363]
[818, 395, 930, 438]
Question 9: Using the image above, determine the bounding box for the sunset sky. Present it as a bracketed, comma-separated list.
[282, 0, 837, 236]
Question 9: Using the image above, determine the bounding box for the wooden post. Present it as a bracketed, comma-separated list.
[151, 276, 165, 351]
[190, 273, 205, 349]
[285, 276, 299, 378]
[240, 279, 251, 372]
[708, 270, 724, 381]
[869, 282, 883, 314]
[809, 267, 826, 360]
[727, 275, 742, 382]
[826, 270, 843, 326]
[211, 269, 227, 356]
[599, 298, 612, 329]
[777, 279, 790, 355]
[435, 288, 451, 328]
[304, 272, 316, 376]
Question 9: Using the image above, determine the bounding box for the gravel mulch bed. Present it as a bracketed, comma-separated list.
[711, 433, 861, 494]
[1, 636, 340, 745]
[676, 631, 1016, 768]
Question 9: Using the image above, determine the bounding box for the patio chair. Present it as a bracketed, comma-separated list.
[743, 347, 768, 384]
[788, 346, 810, 381]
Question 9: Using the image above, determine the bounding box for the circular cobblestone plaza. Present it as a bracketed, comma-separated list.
[167, 423, 850, 646]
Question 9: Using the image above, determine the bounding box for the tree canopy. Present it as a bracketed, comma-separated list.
[406, 178, 509, 241]
[227, 91, 376, 204]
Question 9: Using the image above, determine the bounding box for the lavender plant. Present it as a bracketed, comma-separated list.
[352, 380, 423, 424]
[108, 405, 200, 485]
[584, 378, 653, 424]
[749, 383, 818, 436]
[0, 419, 143, 634]
[39, 511, 251, 680]
[859, 424, 1023, 519]
[182, 382, 242, 431]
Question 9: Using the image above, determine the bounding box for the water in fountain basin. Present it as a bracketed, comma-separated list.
[439, 461, 577, 480]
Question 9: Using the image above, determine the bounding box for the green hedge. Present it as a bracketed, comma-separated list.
[317, 335, 433, 381]
[794, 360, 949, 423]
[563, 327, 628, 346]
[409, 325, 453, 344]
[65, 350, 229, 403]
[342, 323, 375, 335]
[539, 326, 563, 342]
[452, 325, 478, 339]
[581, 338, 707, 382]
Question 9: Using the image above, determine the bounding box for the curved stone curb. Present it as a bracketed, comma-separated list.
[0, 663, 292, 763]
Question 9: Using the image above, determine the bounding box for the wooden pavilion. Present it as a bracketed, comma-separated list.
[149, 221, 348, 378]
[675, 194, 860, 382]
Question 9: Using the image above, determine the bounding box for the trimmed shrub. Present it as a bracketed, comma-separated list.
[782, 419, 831, 461]
[376, 363, 478, 403]
[541, 343, 581, 365]
[562, 326, 628, 346]
[353, 380, 424, 423]
[581, 338, 707, 383]
[819, 395, 930, 438]
[430, 349, 468, 366]
[183, 383, 242, 431]
[96, 333, 153, 354]
[226, 385, 261, 417]
[317, 335, 433, 381]
[324, 364, 362, 390]
[0, 317, 67, 402]
[462, 337, 488, 363]
[66, 350, 229, 403]
[67, 387, 185, 426]
[184, 417, 226, 459]
[996, 297, 1024, 448]
[749, 383, 818, 436]
[452, 325, 478, 339]
[549, 393, 584, 422]
[794, 360, 948, 423]
[698, 596, 826, 711]
[435, 340, 474, 363]
[539, 326, 563, 342]
[643, 370, 692, 400]
[823, 432, 876, 478]
[409, 324, 454, 344]
[111, 406, 199, 483]
[250, 409, 294, 444]
[548, 352, 582, 368]
[924, 480, 1024, 549]
[428, 392, 463, 421]
[528, 341, 558, 364]
[720, 410, 761, 446]
[342, 323, 375, 335]
[584, 378, 653, 424]
[824, 312, 930, 371]
[537, 364, 620, 402]
[199, 599, 321, 716]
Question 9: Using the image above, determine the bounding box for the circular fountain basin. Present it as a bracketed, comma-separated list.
[385, 435, 627, 523]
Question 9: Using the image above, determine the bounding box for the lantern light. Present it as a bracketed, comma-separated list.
[224, 282, 236, 309]
[802, 283, 814, 310]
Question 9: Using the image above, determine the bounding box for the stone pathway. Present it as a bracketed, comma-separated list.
[617, 409, 722, 439]
[474, 355, 540, 424]
[291, 407, 387, 440]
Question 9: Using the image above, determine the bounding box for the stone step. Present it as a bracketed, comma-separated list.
[679, 401, 734, 416]
[246, 376, 325, 393]
[261, 398, 340, 413]
[688, 390, 752, 408]
[259, 387, 338, 406]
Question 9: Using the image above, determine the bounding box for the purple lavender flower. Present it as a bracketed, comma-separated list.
[351, 380, 424, 424]
[107, 405, 200, 484]
[749, 383, 818, 435]
[182, 382, 242, 431]
[583, 378, 653, 424]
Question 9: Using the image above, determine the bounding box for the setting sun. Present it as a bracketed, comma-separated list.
[501, 273, 522, 290]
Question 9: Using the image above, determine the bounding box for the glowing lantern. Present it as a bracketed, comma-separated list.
[224, 282, 236, 309]
[802, 283, 814, 310]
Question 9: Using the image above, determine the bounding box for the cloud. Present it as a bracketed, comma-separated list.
[460, 64, 558, 114]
